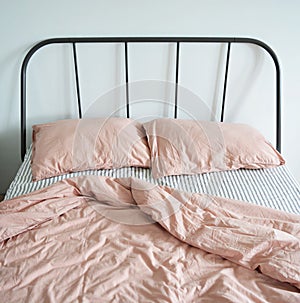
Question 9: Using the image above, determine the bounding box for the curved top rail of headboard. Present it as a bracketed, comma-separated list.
[20, 37, 281, 160]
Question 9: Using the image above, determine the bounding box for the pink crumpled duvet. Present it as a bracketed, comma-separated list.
[0, 176, 299, 302]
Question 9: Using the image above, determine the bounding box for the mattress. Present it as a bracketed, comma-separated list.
[5, 146, 300, 214]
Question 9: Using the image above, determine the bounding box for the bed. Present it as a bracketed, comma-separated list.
[1, 37, 300, 302]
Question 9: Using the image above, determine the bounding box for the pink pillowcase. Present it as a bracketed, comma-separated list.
[32, 118, 150, 181]
[143, 118, 285, 179]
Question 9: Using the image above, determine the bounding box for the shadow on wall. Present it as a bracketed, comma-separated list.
[225, 43, 265, 122]
[0, 127, 21, 194]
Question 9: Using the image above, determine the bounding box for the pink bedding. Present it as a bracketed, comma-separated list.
[143, 119, 284, 178]
[32, 118, 150, 181]
[0, 176, 299, 302]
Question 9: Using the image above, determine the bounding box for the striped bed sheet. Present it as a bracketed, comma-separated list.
[5, 147, 300, 214]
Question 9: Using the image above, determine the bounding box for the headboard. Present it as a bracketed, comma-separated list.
[20, 37, 281, 160]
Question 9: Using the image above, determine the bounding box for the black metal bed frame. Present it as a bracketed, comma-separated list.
[20, 37, 281, 160]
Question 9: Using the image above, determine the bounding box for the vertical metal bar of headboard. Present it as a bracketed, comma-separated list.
[21, 64, 27, 160]
[72, 43, 82, 118]
[276, 74, 281, 152]
[272, 70, 281, 152]
[124, 42, 130, 118]
[221, 42, 231, 122]
[174, 42, 180, 118]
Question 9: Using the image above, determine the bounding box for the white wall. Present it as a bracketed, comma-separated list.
[0, 0, 299, 193]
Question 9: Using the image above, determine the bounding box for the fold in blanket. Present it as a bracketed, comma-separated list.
[131, 178, 300, 289]
[0, 176, 299, 302]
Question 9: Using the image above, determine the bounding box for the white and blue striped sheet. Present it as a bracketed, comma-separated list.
[5, 146, 300, 214]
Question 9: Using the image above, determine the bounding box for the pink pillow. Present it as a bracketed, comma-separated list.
[143, 118, 285, 178]
[32, 118, 150, 181]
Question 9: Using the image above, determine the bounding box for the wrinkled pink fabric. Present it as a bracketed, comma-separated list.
[0, 176, 299, 303]
[32, 118, 150, 181]
[143, 119, 285, 178]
